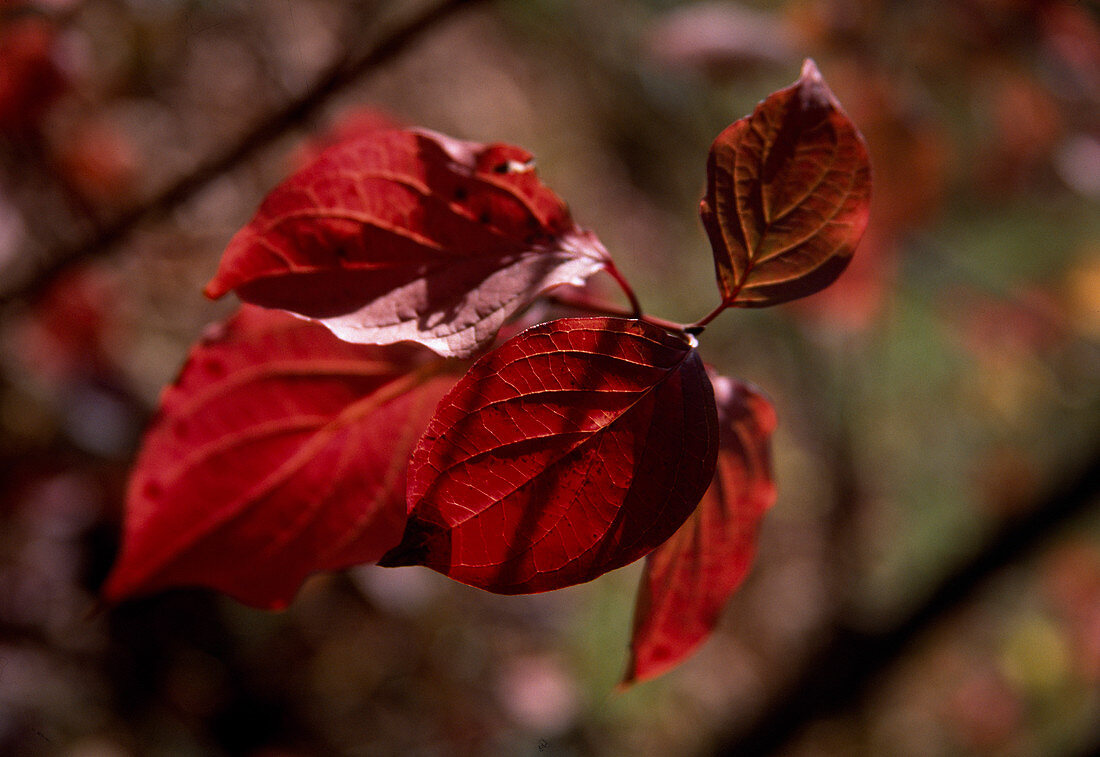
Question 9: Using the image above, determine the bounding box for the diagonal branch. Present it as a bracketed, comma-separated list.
[713, 437, 1100, 757]
[0, 0, 490, 307]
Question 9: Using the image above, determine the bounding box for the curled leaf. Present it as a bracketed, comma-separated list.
[622, 375, 776, 685]
[103, 305, 456, 609]
[700, 59, 872, 307]
[380, 317, 719, 594]
[205, 128, 610, 358]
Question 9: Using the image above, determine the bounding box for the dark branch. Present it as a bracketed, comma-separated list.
[0, 0, 489, 307]
[713, 438, 1100, 757]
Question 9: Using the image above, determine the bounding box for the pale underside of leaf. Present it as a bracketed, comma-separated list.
[306, 231, 608, 358]
[205, 129, 611, 358]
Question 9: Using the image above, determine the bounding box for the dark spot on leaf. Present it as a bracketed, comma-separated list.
[492, 162, 509, 174]
[204, 359, 226, 378]
[453, 186, 468, 202]
[479, 211, 492, 225]
[143, 480, 162, 500]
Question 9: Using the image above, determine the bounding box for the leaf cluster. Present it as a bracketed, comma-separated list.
[104, 60, 871, 684]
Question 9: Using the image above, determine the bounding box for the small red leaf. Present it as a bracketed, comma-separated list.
[380, 317, 719, 594]
[103, 305, 456, 609]
[622, 375, 776, 685]
[700, 59, 871, 307]
[204, 128, 610, 358]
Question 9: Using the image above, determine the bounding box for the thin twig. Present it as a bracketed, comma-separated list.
[602, 260, 643, 318]
[686, 301, 728, 333]
[0, 0, 489, 307]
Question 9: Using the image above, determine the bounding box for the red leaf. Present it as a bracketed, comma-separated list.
[622, 375, 776, 685]
[204, 128, 610, 358]
[700, 59, 871, 307]
[103, 305, 456, 609]
[380, 317, 719, 594]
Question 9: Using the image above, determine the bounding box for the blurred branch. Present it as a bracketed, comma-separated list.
[714, 437, 1100, 757]
[1074, 720, 1100, 757]
[0, 0, 489, 307]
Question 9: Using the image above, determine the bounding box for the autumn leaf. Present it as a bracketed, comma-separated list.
[380, 317, 719, 594]
[622, 375, 776, 686]
[204, 127, 611, 358]
[700, 59, 871, 307]
[103, 305, 456, 609]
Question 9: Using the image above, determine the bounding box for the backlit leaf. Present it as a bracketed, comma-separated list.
[700, 59, 871, 307]
[380, 317, 719, 594]
[103, 305, 456, 609]
[204, 128, 610, 358]
[622, 375, 776, 685]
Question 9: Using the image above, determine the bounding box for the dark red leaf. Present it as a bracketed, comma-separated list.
[204, 128, 610, 358]
[622, 375, 776, 685]
[103, 305, 456, 609]
[700, 59, 871, 307]
[380, 317, 719, 594]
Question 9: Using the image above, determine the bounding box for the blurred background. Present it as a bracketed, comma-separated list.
[1, 0, 1098, 755]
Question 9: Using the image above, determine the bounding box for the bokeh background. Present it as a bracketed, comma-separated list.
[1, 0, 1098, 755]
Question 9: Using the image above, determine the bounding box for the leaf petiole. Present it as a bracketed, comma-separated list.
[547, 290, 689, 335]
[604, 260, 644, 319]
[686, 302, 728, 333]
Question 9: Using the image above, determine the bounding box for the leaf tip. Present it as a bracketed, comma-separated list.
[202, 275, 229, 300]
[796, 57, 840, 110]
[799, 57, 822, 82]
